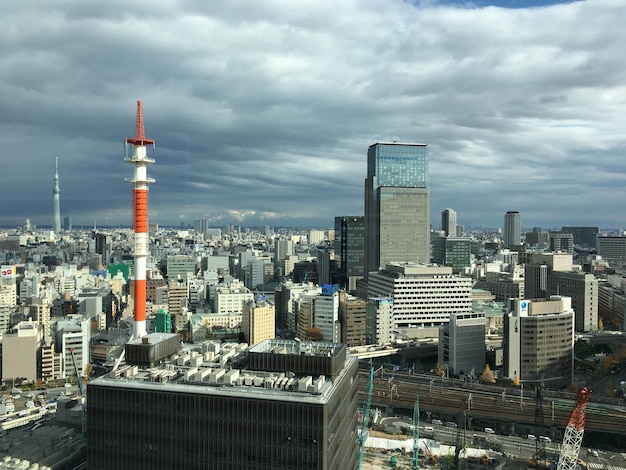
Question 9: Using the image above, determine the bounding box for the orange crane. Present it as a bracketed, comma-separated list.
[556, 387, 591, 470]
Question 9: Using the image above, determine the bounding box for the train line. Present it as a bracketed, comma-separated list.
[358, 370, 626, 436]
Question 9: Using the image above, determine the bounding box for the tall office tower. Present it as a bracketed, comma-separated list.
[503, 211, 521, 248]
[441, 208, 457, 237]
[52, 157, 61, 233]
[274, 238, 294, 275]
[125, 100, 155, 339]
[316, 249, 333, 286]
[334, 216, 365, 292]
[63, 216, 72, 232]
[364, 142, 430, 276]
[193, 218, 208, 234]
[504, 296, 574, 387]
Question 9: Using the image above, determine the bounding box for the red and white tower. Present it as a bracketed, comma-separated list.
[125, 100, 155, 339]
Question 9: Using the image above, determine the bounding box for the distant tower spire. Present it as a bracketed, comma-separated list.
[53, 157, 61, 233]
[125, 100, 155, 339]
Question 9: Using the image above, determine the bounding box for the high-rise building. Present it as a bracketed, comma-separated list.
[53, 157, 61, 233]
[334, 216, 365, 292]
[316, 249, 333, 286]
[551, 271, 598, 333]
[166, 255, 197, 280]
[366, 296, 394, 346]
[503, 211, 521, 248]
[274, 238, 294, 275]
[504, 296, 574, 387]
[242, 296, 275, 346]
[549, 231, 574, 254]
[597, 236, 626, 264]
[364, 142, 430, 276]
[439, 312, 486, 377]
[561, 226, 599, 248]
[441, 208, 457, 237]
[339, 290, 366, 346]
[63, 216, 72, 231]
[314, 284, 340, 343]
[87, 338, 358, 469]
[367, 263, 473, 340]
[431, 235, 471, 274]
[2, 319, 43, 382]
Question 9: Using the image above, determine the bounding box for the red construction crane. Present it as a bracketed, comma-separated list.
[556, 387, 591, 470]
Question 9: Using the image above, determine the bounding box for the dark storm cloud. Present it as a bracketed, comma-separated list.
[0, 0, 624, 230]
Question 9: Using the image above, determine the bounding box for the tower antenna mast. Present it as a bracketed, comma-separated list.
[125, 100, 155, 339]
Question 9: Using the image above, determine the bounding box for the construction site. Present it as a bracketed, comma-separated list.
[356, 367, 598, 470]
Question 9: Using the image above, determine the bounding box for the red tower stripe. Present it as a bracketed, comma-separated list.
[134, 279, 146, 322]
[134, 189, 148, 233]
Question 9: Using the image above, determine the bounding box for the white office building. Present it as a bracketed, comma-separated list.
[367, 263, 473, 339]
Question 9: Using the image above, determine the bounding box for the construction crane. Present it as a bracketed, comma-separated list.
[69, 348, 84, 396]
[357, 367, 375, 470]
[535, 388, 546, 467]
[411, 394, 420, 470]
[556, 387, 592, 470]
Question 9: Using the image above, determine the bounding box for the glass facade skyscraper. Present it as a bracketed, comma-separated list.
[365, 142, 430, 275]
[334, 216, 365, 292]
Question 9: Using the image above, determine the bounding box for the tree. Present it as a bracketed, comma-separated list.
[434, 363, 445, 377]
[305, 327, 324, 342]
[605, 378, 615, 397]
[479, 364, 496, 383]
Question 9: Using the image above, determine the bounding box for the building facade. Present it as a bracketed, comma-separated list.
[597, 236, 626, 264]
[441, 208, 457, 237]
[431, 236, 471, 274]
[503, 297, 574, 386]
[333, 216, 365, 292]
[367, 263, 473, 340]
[366, 297, 394, 346]
[549, 231, 574, 254]
[364, 143, 430, 276]
[86, 339, 359, 470]
[438, 312, 486, 377]
[503, 211, 521, 248]
[2, 319, 44, 381]
[242, 297, 275, 346]
[339, 291, 367, 347]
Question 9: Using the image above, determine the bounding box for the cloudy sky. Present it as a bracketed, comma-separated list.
[2, 0, 624, 231]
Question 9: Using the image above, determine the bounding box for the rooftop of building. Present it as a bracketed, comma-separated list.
[91, 338, 354, 405]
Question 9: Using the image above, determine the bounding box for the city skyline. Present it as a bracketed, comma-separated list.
[1, 0, 624, 230]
